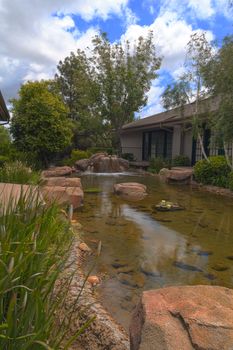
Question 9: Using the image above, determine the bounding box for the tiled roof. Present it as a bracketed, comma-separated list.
[122, 96, 219, 131]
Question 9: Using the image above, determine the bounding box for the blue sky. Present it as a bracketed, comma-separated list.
[0, 0, 232, 117]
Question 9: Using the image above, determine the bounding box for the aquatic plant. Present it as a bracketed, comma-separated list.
[0, 191, 89, 349]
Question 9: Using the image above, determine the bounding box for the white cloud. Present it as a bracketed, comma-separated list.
[0, 0, 129, 100]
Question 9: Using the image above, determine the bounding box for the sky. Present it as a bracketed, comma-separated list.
[0, 0, 232, 117]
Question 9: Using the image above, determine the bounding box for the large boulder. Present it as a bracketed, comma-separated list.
[130, 285, 233, 350]
[114, 182, 147, 201]
[159, 167, 193, 184]
[89, 153, 129, 173]
[42, 186, 83, 209]
[75, 159, 90, 172]
[42, 166, 73, 178]
[42, 176, 82, 188]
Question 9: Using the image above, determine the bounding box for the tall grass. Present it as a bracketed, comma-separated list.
[0, 161, 40, 185]
[0, 190, 87, 349]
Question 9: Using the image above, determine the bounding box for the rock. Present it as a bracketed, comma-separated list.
[87, 275, 100, 286]
[89, 153, 129, 173]
[41, 186, 84, 209]
[114, 183, 147, 201]
[140, 262, 161, 277]
[42, 176, 82, 188]
[212, 263, 229, 272]
[71, 220, 83, 230]
[78, 242, 91, 253]
[159, 167, 193, 184]
[42, 166, 73, 177]
[75, 158, 90, 172]
[173, 261, 203, 272]
[130, 285, 233, 350]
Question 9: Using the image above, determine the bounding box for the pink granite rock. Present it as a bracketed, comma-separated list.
[42, 166, 73, 177]
[130, 285, 233, 350]
[159, 167, 193, 184]
[114, 182, 147, 201]
[42, 176, 82, 188]
[42, 186, 84, 209]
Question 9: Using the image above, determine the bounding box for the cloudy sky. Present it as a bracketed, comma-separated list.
[0, 0, 232, 117]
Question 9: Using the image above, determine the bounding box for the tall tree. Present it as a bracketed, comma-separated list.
[203, 35, 233, 168]
[162, 32, 213, 161]
[11, 81, 73, 167]
[56, 31, 161, 151]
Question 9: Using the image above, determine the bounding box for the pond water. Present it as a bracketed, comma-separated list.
[75, 173, 233, 330]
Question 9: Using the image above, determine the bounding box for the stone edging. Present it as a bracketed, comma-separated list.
[191, 181, 233, 198]
[61, 229, 130, 350]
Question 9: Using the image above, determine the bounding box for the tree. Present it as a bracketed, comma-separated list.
[162, 32, 213, 161]
[203, 35, 233, 168]
[11, 81, 73, 167]
[56, 31, 161, 151]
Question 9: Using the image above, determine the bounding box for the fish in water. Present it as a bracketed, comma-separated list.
[173, 261, 203, 272]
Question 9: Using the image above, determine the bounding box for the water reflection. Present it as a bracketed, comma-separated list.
[76, 174, 233, 329]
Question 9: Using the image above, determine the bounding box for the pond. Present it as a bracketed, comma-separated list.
[75, 173, 233, 330]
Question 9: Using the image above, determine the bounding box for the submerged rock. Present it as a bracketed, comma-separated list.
[140, 262, 161, 277]
[212, 263, 229, 272]
[173, 261, 203, 272]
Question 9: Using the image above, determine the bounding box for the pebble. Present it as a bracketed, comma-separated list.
[78, 242, 92, 253]
[87, 275, 100, 286]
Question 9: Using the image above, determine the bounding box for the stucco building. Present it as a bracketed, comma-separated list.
[120, 97, 231, 165]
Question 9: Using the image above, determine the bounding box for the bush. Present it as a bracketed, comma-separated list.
[0, 155, 10, 167]
[194, 156, 230, 187]
[121, 153, 135, 161]
[87, 147, 116, 155]
[62, 149, 92, 166]
[0, 192, 86, 348]
[228, 171, 233, 191]
[172, 155, 190, 166]
[0, 161, 40, 184]
[148, 157, 171, 174]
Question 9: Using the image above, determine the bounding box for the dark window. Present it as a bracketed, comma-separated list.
[142, 130, 172, 160]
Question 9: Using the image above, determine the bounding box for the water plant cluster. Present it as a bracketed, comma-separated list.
[0, 191, 83, 349]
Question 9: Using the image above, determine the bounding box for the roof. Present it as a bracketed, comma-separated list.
[0, 90, 10, 123]
[122, 96, 219, 132]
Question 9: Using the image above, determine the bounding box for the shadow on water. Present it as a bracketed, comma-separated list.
[75, 173, 233, 330]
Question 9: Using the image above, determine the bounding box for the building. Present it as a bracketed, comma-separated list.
[0, 90, 10, 124]
[120, 97, 230, 165]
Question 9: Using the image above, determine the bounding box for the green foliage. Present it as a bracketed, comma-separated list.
[203, 35, 233, 146]
[56, 32, 161, 151]
[172, 155, 190, 166]
[194, 156, 230, 187]
[0, 192, 86, 349]
[0, 155, 10, 167]
[148, 157, 170, 174]
[87, 147, 115, 155]
[62, 149, 91, 166]
[228, 171, 233, 191]
[0, 161, 40, 184]
[10, 81, 73, 168]
[121, 153, 135, 161]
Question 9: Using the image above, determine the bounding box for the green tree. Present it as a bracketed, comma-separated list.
[11, 81, 73, 167]
[203, 35, 233, 168]
[56, 32, 161, 151]
[162, 32, 213, 161]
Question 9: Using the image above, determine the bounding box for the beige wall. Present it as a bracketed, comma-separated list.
[172, 126, 181, 158]
[120, 131, 143, 161]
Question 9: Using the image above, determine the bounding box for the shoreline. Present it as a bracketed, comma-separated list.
[61, 226, 130, 350]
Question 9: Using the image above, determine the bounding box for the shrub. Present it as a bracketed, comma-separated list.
[148, 157, 170, 174]
[121, 153, 135, 161]
[194, 156, 230, 187]
[0, 155, 10, 167]
[0, 161, 40, 184]
[172, 155, 190, 166]
[62, 149, 92, 166]
[0, 192, 86, 349]
[228, 171, 233, 191]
